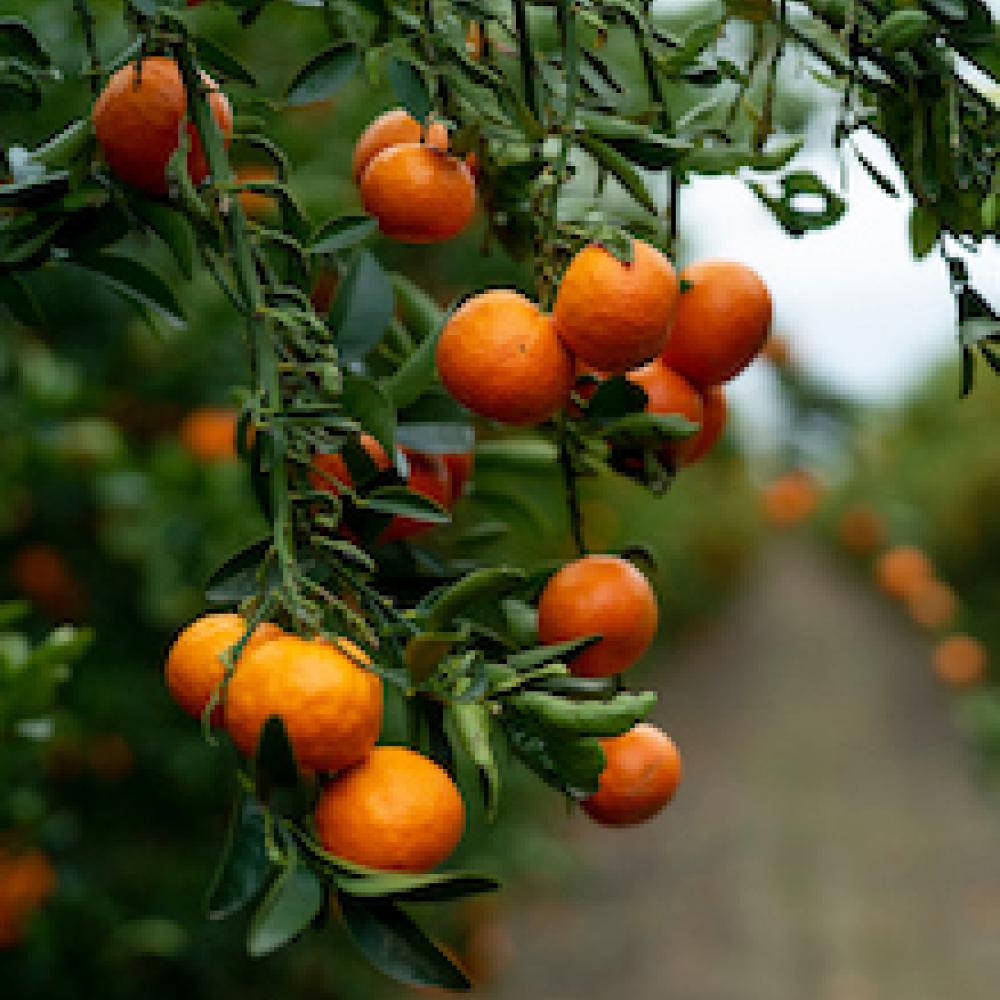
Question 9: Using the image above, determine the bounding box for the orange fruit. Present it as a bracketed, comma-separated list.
[379, 448, 452, 543]
[225, 635, 383, 771]
[360, 144, 475, 243]
[165, 613, 283, 723]
[625, 360, 704, 466]
[92, 57, 233, 196]
[235, 164, 279, 220]
[686, 385, 727, 464]
[310, 433, 391, 495]
[436, 290, 574, 425]
[553, 240, 679, 373]
[314, 745, 465, 872]
[932, 634, 987, 687]
[874, 544, 933, 600]
[583, 723, 682, 826]
[10, 544, 83, 619]
[352, 108, 449, 183]
[537, 555, 658, 678]
[0, 849, 56, 948]
[905, 578, 958, 630]
[661, 260, 772, 387]
[443, 451, 475, 504]
[837, 504, 885, 556]
[179, 407, 240, 462]
[761, 471, 820, 527]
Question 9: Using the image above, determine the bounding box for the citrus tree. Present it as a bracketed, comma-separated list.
[2, 0, 999, 991]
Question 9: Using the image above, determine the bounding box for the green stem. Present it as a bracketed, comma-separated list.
[73, 0, 100, 95]
[558, 417, 586, 557]
[512, 0, 538, 119]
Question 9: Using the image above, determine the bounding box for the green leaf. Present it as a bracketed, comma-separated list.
[585, 375, 648, 426]
[506, 689, 657, 737]
[424, 568, 525, 632]
[339, 895, 471, 991]
[600, 411, 698, 445]
[255, 716, 302, 815]
[909, 204, 940, 259]
[579, 134, 658, 215]
[329, 251, 394, 363]
[363, 486, 450, 523]
[502, 708, 606, 800]
[387, 58, 432, 123]
[391, 272, 445, 342]
[205, 537, 272, 604]
[450, 701, 500, 820]
[342, 371, 396, 453]
[0, 274, 41, 326]
[195, 36, 256, 86]
[248, 859, 323, 957]
[405, 631, 465, 683]
[507, 635, 602, 671]
[384, 332, 442, 410]
[206, 796, 272, 921]
[748, 171, 847, 237]
[0, 16, 51, 67]
[130, 197, 196, 279]
[68, 253, 185, 329]
[310, 215, 378, 255]
[286, 43, 360, 106]
[0, 171, 70, 208]
[336, 870, 498, 903]
[873, 10, 933, 52]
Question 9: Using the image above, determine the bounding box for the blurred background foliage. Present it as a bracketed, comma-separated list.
[0, 1, 761, 995]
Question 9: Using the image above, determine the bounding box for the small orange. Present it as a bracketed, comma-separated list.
[686, 385, 727, 464]
[0, 849, 57, 948]
[583, 723, 682, 826]
[379, 448, 452, 543]
[932, 634, 987, 687]
[437, 289, 574, 425]
[661, 260, 772, 387]
[625, 360, 704, 466]
[761, 471, 820, 527]
[225, 635, 383, 771]
[179, 407, 240, 462]
[351, 108, 449, 183]
[553, 240, 679, 373]
[235, 164, 279, 220]
[360, 144, 475, 244]
[537, 555, 658, 678]
[905, 578, 958, 630]
[10, 544, 83, 619]
[165, 613, 283, 723]
[874, 545, 933, 601]
[837, 504, 885, 556]
[92, 56, 233, 196]
[314, 745, 465, 872]
[310, 433, 391, 495]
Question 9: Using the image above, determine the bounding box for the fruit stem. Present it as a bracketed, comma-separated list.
[557, 416, 587, 556]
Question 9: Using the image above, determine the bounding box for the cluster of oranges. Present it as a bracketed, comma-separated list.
[353, 108, 477, 244]
[870, 541, 987, 687]
[0, 849, 56, 948]
[165, 613, 466, 872]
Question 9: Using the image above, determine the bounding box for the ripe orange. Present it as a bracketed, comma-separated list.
[165, 613, 283, 723]
[661, 260, 772, 387]
[443, 451, 475, 504]
[686, 385, 727, 464]
[379, 448, 452, 543]
[583, 723, 682, 826]
[553, 240, 679, 373]
[352, 108, 449, 183]
[761, 471, 820, 527]
[437, 289, 574, 425]
[874, 545, 933, 600]
[932, 634, 987, 687]
[314, 745, 465, 872]
[235, 164, 278, 220]
[625, 360, 704, 466]
[360, 144, 476, 244]
[837, 504, 885, 556]
[10, 544, 83, 619]
[310, 433, 391, 495]
[225, 635, 383, 771]
[92, 57, 233, 196]
[905, 578, 958, 630]
[537, 555, 658, 678]
[0, 849, 57, 948]
[179, 407, 240, 462]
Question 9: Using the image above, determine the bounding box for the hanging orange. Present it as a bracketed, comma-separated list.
[352, 107, 449, 183]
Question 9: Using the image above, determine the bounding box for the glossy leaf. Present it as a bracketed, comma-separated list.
[248, 860, 323, 957]
[206, 796, 271, 921]
[68, 253, 185, 329]
[329, 251, 394, 363]
[286, 43, 360, 106]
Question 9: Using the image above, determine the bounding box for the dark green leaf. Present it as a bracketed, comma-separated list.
[579, 134, 658, 215]
[329, 251, 394, 363]
[364, 486, 450, 523]
[286, 43, 360, 106]
[909, 204, 940, 258]
[255, 716, 302, 814]
[340, 895, 471, 991]
[195, 35, 257, 86]
[310, 215, 377, 255]
[507, 635, 602, 671]
[336, 870, 498, 903]
[0, 16, 51, 67]
[585, 375, 649, 426]
[68, 253, 185, 328]
[248, 860, 323, 957]
[387, 58, 432, 123]
[0, 171, 70, 208]
[600, 411, 698, 445]
[0, 274, 42, 326]
[341, 371, 396, 453]
[206, 796, 271, 921]
[130, 198, 196, 279]
[450, 701, 500, 819]
[205, 537, 272, 603]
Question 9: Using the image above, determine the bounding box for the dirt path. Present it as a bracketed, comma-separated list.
[488, 539, 1000, 1000]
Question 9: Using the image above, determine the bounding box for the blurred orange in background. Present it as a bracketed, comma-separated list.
[178, 407, 239, 463]
[762, 471, 821, 527]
